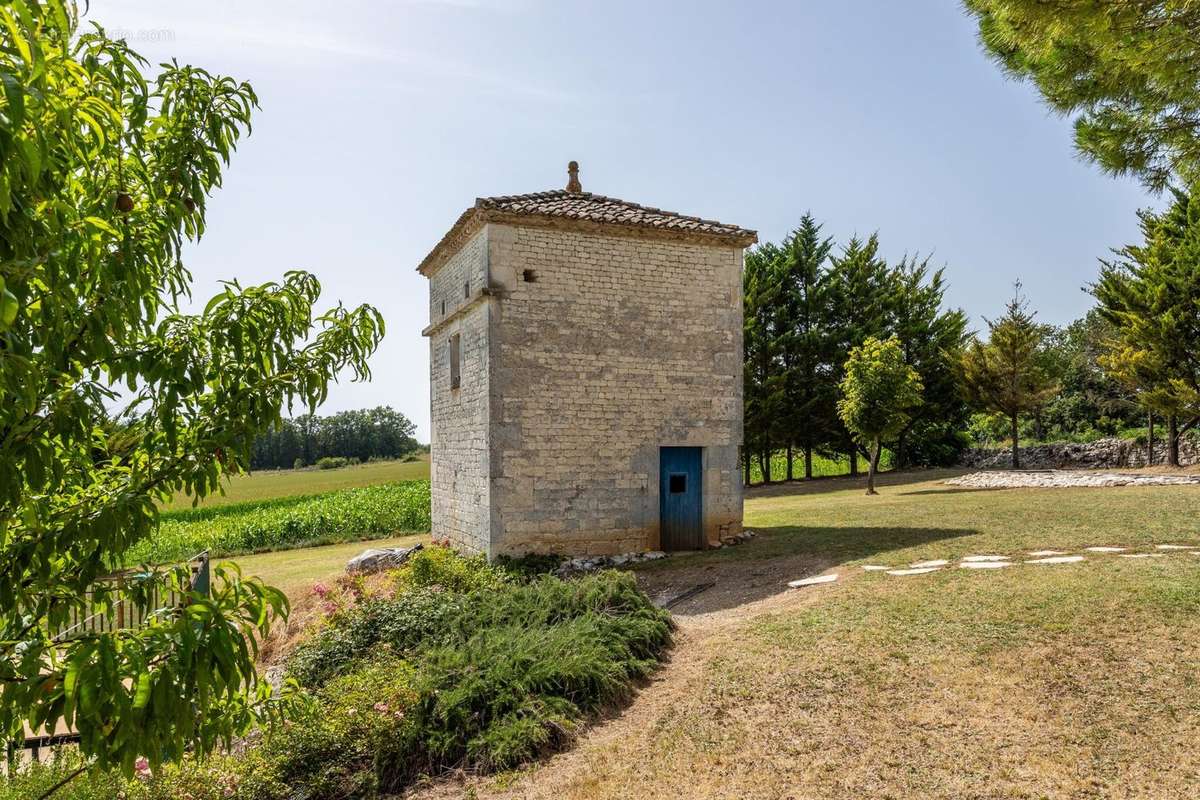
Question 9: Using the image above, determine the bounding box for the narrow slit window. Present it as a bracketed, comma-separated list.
[440, 299, 446, 317]
[668, 473, 687, 494]
[464, 281, 470, 299]
[449, 333, 461, 390]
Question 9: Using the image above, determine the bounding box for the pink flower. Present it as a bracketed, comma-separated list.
[134, 756, 152, 779]
[373, 702, 389, 713]
[312, 583, 329, 598]
[393, 710, 405, 719]
[322, 601, 337, 615]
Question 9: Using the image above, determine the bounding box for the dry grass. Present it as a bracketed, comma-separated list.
[406, 471, 1200, 799]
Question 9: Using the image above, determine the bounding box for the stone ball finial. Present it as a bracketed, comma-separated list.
[566, 160, 582, 193]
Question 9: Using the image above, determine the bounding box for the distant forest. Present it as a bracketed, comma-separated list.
[251, 406, 421, 469]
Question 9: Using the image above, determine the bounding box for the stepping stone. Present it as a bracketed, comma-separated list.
[910, 559, 950, 569]
[887, 567, 941, 576]
[1085, 546, 1127, 553]
[962, 555, 1009, 562]
[1027, 550, 1065, 557]
[861, 565, 891, 571]
[1026, 555, 1085, 564]
[1155, 544, 1193, 550]
[960, 561, 1011, 569]
[788, 574, 837, 588]
[1119, 553, 1165, 559]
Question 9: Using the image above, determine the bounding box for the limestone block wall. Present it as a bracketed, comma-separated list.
[428, 229, 491, 554]
[484, 223, 744, 556]
[429, 226, 488, 324]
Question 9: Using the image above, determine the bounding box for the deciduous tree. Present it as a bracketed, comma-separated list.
[0, 0, 383, 780]
[837, 336, 923, 495]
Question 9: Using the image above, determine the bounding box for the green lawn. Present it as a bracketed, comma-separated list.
[434, 469, 1200, 800]
[229, 533, 427, 598]
[165, 456, 430, 509]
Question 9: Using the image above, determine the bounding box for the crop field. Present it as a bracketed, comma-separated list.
[163, 456, 431, 509]
[747, 449, 894, 484]
[131, 481, 432, 564]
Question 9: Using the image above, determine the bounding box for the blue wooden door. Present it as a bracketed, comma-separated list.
[660, 447, 703, 551]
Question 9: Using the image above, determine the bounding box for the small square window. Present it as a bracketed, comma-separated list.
[668, 473, 687, 494]
[449, 333, 461, 390]
[522, 269, 537, 283]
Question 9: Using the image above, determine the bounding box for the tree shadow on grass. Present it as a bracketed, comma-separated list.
[746, 468, 967, 498]
[631, 523, 977, 616]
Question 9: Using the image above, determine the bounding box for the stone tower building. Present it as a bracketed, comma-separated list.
[418, 163, 756, 558]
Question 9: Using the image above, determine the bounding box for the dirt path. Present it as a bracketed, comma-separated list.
[402, 573, 830, 800]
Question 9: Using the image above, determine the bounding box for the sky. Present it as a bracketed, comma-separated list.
[93, 0, 1156, 442]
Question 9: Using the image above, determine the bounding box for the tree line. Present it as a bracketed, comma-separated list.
[743, 214, 970, 483]
[250, 406, 420, 469]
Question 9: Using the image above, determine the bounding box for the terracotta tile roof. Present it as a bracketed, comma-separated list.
[418, 190, 756, 275]
[476, 190, 756, 238]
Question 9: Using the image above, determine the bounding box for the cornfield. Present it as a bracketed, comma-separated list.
[128, 481, 432, 565]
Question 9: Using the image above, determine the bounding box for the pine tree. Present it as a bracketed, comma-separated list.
[957, 284, 1059, 468]
[776, 214, 836, 480]
[890, 256, 970, 466]
[743, 242, 787, 483]
[964, 0, 1200, 190]
[1094, 186, 1200, 466]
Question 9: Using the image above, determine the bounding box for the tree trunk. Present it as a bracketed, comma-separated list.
[786, 443, 794, 482]
[1148, 413, 1155, 466]
[1010, 412, 1020, 470]
[849, 448, 858, 477]
[804, 440, 813, 480]
[1168, 415, 1180, 468]
[866, 440, 880, 495]
[743, 450, 751, 487]
[762, 449, 772, 483]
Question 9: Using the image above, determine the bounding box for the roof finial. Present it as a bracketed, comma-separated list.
[566, 160, 582, 193]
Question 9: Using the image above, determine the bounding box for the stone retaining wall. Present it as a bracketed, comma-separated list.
[960, 437, 1200, 470]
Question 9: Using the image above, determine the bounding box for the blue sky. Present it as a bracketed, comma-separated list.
[97, 0, 1155, 441]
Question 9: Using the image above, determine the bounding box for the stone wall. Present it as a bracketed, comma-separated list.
[484, 223, 744, 557]
[960, 437, 1200, 470]
[428, 228, 491, 554]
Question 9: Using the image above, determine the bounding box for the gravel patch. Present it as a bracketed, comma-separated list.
[947, 470, 1200, 489]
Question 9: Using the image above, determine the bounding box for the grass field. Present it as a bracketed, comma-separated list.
[230, 533, 426, 597]
[164, 456, 430, 509]
[414, 469, 1200, 800]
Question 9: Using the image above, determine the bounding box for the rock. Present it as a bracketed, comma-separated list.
[642, 551, 667, 560]
[346, 544, 423, 575]
[959, 436, 1200, 470]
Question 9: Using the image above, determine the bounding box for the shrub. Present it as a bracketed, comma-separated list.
[398, 546, 507, 594]
[287, 588, 467, 689]
[316, 456, 356, 470]
[130, 481, 432, 563]
[6, 560, 672, 799]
